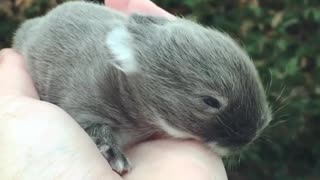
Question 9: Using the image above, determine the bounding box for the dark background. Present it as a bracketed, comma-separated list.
[1, 0, 319, 179]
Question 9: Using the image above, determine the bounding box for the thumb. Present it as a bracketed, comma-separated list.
[0, 49, 39, 99]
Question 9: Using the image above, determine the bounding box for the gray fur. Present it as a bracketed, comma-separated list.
[13, 1, 272, 173]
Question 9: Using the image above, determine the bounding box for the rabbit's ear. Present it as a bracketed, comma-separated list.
[129, 13, 169, 26]
[106, 26, 138, 74]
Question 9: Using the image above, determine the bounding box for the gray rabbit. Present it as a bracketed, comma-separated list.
[13, 1, 272, 174]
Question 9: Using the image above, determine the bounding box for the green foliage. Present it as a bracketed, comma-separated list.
[0, 0, 319, 179]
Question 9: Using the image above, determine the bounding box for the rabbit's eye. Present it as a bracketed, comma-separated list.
[202, 96, 221, 109]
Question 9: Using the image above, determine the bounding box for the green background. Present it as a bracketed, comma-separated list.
[1, 0, 319, 179]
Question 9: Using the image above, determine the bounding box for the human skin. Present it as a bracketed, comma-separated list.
[0, 1, 228, 179]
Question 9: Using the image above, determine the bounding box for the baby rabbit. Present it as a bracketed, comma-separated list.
[13, 1, 272, 174]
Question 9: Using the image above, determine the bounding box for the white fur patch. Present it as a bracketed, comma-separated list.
[208, 142, 229, 156]
[157, 117, 198, 139]
[156, 114, 230, 157]
[106, 27, 137, 73]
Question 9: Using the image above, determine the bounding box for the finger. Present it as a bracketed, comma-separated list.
[124, 139, 228, 180]
[105, 0, 175, 19]
[0, 49, 39, 99]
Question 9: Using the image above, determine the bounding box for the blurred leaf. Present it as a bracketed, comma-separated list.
[271, 11, 284, 28]
[15, 0, 34, 9]
[285, 58, 299, 75]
